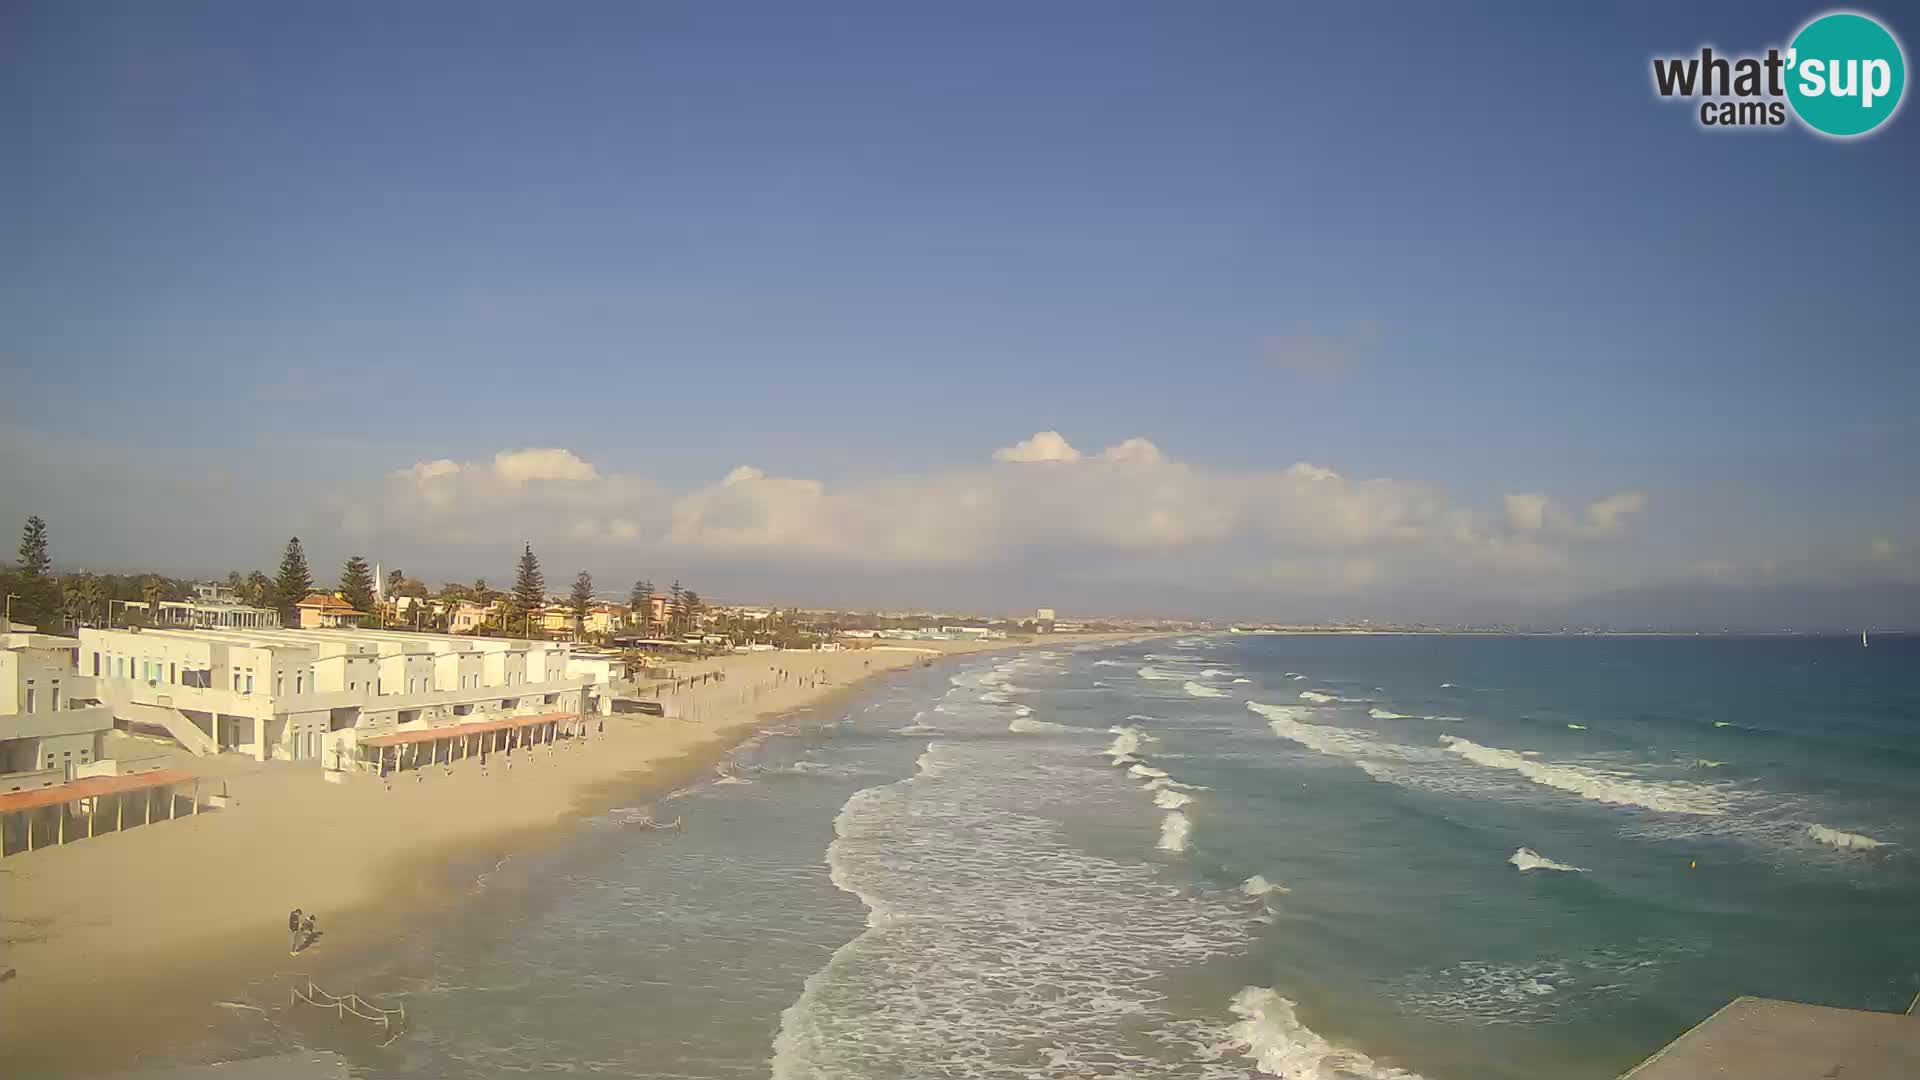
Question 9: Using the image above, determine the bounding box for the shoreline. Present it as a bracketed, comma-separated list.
[0, 633, 1153, 1076]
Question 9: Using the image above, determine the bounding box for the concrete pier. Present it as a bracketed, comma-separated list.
[1623, 995, 1920, 1079]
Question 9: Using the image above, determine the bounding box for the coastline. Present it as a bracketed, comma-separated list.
[0, 633, 1151, 1076]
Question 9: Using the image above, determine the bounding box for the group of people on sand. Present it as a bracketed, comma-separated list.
[287, 908, 319, 954]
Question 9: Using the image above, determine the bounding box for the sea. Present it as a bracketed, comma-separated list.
[171, 633, 1919, 1080]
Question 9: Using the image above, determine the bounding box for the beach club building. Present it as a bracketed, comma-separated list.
[76, 625, 615, 770]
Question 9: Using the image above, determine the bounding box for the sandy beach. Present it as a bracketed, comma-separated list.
[0, 635, 1144, 1076]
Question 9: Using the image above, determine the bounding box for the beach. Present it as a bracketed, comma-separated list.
[0, 635, 1141, 1077]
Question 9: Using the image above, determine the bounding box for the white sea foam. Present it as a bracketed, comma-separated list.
[1105, 725, 1152, 762]
[1690, 759, 1726, 769]
[1157, 811, 1191, 852]
[1713, 721, 1732, 728]
[1808, 824, 1890, 851]
[1440, 736, 1729, 816]
[773, 737, 1265, 1079]
[1233, 677, 1252, 684]
[1184, 681, 1231, 698]
[891, 724, 936, 735]
[1138, 665, 1184, 681]
[1510, 847, 1586, 873]
[1154, 787, 1194, 809]
[1200, 668, 1241, 679]
[1300, 690, 1338, 703]
[1228, 987, 1424, 1079]
[1440, 682, 1454, 688]
[1566, 723, 1587, 731]
[1242, 874, 1290, 897]
[1009, 716, 1074, 734]
[1369, 708, 1414, 720]
[1129, 763, 1170, 780]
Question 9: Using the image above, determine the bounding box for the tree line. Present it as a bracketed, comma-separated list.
[2, 515, 713, 641]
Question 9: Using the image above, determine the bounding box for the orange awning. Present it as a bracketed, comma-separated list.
[0, 768, 195, 815]
[361, 711, 577, 749]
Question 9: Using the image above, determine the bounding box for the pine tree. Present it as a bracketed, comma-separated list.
[274, 537, 314, 626]
[12, 515, 55, 627]
[682, 590, 703, 635]
[340, 555, 376, 624]
[629, 579, 653, 633]
[511, 542, 545, 631]
[668, 580, 684, 635]
[569, 571, 594, 635]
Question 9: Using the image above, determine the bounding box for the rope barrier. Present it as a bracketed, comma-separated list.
[290, 977, 406, 1042]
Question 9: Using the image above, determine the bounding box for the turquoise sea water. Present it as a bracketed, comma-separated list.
[177, 634, 1919, 1079]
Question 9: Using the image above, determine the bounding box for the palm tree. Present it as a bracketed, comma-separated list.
[141, 577, 165, 625]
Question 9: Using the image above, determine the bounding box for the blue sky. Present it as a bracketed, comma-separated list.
[3, 2, 1916, 621]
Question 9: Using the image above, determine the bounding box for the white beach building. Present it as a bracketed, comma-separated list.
[1, 625, 116, 786]
[77, 625, 618, 769]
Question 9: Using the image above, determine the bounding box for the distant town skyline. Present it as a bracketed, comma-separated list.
[4, 3, 1915, 628]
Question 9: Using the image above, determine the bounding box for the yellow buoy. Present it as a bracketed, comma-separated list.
[1689, 860, 1697, 870]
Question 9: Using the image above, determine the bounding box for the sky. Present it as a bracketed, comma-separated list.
[2, 2, 1916, 624]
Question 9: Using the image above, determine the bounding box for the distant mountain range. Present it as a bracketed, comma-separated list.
[1553, 582, 1920, 633]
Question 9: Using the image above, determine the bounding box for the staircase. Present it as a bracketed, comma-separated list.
[100, 688, 219, 757]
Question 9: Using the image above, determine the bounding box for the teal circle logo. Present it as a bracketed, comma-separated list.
[1786, 12, 1906, 137]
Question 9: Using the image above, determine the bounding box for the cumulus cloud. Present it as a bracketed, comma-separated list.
[1260, 322, 1380, 378]
[1499, 490, 1647, 540]
[1582, 491, 1648, 538]
[345, 431, 1650, 602]
[993, 431, 1083, 463]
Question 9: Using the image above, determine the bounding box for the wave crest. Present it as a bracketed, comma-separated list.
[1808, 824, 1890, 851]
[1229, 987, 1425, 1079]
[1510, 847, 1586, 873]
[1156, 811, 1191, 852]
[1439, 736, 1729, 816]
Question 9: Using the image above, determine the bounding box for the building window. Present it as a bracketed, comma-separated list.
[233, 672, 241, 691]
[51, 687, 61, 710]
[25, 687, 36, 713]
[93, 652, 101, 676]
[296, 672, 304, 694]
[170, 662, 176, 684]
[246, 675, 254, 693]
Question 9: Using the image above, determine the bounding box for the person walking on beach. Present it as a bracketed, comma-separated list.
[288, 908, 304, 953]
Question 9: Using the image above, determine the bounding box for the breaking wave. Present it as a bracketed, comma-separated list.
[1242, 874, 1290, 897]
[1228, 987, 1425, 1079]
[1510, 847, 1586, 873]
[1807, 824, 1890, 851]
[1440, 736, 1729, 816]
[1010, 716, 1075, 734]
[1154, 788, 1194, 810]
[1369, 708, 1413, 720]
[1184, 681, 1231, 698]
[1157, 811, 1191, 852]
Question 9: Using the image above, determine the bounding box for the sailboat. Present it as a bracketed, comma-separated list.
[1862, 628, 1869, 648]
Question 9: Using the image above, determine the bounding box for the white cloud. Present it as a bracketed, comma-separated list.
[492, 447, 598, 487]
[347, 433, 1652, 602]
[1505, 492, 1551, 532]
[1582, 491, 1648, 538]
[993, 430, 1082, 463]
[1499, 490, 1647, 540]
